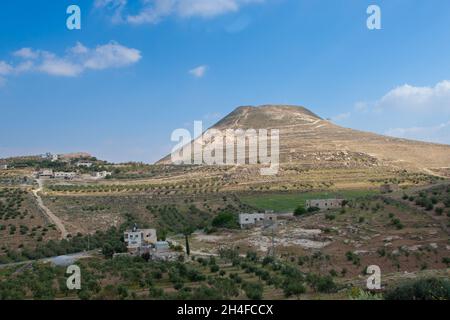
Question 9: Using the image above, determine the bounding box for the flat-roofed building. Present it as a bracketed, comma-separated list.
[123, 226, 157, 253]
[38, 169, 54, 179]
[239, 212, 277, 229]
[54, 172, 77, 180]
[305, 199, 345, 210]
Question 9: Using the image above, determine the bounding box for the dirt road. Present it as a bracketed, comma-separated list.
[32, 179, 69, 239]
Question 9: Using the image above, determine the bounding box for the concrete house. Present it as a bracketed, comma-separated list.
[92, 171, 112, 179]
[54, 172, 77, 180]
[76, 161, 93, 168]
[123, 226, 157, 253]
[38, 169, 54, 179]
[306, 199, 345, 210]
[239, 212, 277, 229]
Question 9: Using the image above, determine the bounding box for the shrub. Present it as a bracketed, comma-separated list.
[307, 207, 320, 213]
[211, 213, 238, 229]
[243, 282, 264, 300]
[385, 278, 450, 300]
[307, 274, 337, 293]
[294, 206, 307, 216]
[283, 281, 306, 298]
[210, 265, 220, 273]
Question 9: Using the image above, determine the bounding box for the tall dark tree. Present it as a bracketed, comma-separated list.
[183, 227, 194, 256]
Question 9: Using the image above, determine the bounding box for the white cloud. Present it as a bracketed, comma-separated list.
[13, 48, 39, 60]
[385, 121, 450, 144]
[357, 80, 450, 113]
[0, 41, 141, 83]
[0, 61, 13, 76]
[83, 42, 141, 70]
[189, 65, 208, 78]
[95, 0, 263, 25]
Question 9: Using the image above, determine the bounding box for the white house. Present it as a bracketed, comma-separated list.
[239, 212, 277, 229]
[92, 171, 111, 179]
[38, 169, 54, 179]
[54, 172, 77, 180]
[305, 199, 345, 210]
[123, 227, 157, 252]
[0, 164, 8, 170]
[76, 161, 93, 168]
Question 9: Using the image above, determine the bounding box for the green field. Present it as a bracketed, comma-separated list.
[239, 189, 379, 212]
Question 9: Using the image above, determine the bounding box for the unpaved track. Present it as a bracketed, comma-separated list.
[32, 179, 68, 239]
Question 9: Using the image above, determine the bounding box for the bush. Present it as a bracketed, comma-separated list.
[294, 206, 307, 216]
[243, 282, 264, 300]
[385, 278, 450, 300]
[283, 281, 306, 298]
[211, 213, 238, 229]
[307, 274, 337, 293]
[210, 264, 220, 273]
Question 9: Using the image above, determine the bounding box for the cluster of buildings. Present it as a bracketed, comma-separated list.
[121, 225, 181, 261]
[36, 169, 111, 180]
[239, 198, 349, 229]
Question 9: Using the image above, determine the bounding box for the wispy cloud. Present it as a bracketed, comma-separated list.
[0, 41, 141, 83]
[356, 80, 450, 113]
[95, 0, 264, 25]
[189, 65, 208, 78]
[385, 121, 450, 144]
[350, 80, 450, 144]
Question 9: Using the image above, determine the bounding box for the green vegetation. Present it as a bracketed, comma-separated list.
[0, 248, 343, 300]
[240, 190, 377, 212]
[345, 251, 361, 266]
[211, 212, 238, 229]
[385, 278, 450, 300]
[0, 227, 126, 264]
[293, 206, 307, 216]
[0, 188, 26, 220]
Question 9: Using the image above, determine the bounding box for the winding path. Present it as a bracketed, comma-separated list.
[32, 179, 68, 239]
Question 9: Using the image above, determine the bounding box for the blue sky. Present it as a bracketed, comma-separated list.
[1, 0, 450, 163]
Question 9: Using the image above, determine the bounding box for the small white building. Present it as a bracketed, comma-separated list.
[124, 227, 157, 252]
[92, 171, 111, 179]
[38, 169, 54, 179]
[54, 172, 77, 180]
[305, 199, 345, 210]
[76, 161, 93, 168]
[0, 164, 8, 170]
[239, 212, 277, 229]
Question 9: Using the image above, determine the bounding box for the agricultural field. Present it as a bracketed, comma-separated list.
[182, 190, 450, 279]
[41, 192, 256, 236]
[1, 247, 448, 300]
[0, 188, 59, 258]
[239, 189, 379, 212]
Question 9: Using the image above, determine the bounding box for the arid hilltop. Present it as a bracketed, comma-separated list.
[159, 105, 450, 174]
